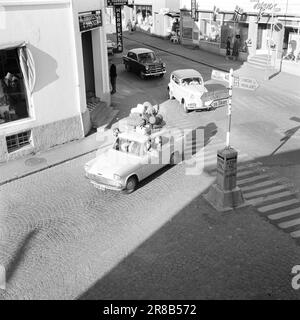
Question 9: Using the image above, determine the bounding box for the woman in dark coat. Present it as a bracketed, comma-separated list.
[226, 36, 231, 60]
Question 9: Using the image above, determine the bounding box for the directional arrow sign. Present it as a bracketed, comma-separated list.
[211, 70, 259, 91]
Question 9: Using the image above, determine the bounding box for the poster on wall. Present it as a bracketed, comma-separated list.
[78, 10, 102, 32]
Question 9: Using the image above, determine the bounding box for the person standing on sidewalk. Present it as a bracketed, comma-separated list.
[232, 35, 240, 61]
[109, 63, 117, 95]
[226, 36, 231, 60]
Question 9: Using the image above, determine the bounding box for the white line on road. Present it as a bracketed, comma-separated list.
[290, 230, 300, 239]
[247, 191, 294, 206]
[244, 185, 288, 199]
[258, 199, 300, 213]
[278, 218, 300, 229]
[241, 179, 279, 192]
[268, 208, 300, 221]
[238, 174, 270, 185]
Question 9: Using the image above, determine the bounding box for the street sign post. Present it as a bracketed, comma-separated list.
[211, 69, 259, 91]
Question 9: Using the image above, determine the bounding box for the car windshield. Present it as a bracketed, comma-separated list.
[182, 77, 202, 86]
[138, 52, 156, 63]
[118, 138, 143, 156]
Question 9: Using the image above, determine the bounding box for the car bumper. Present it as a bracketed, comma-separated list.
[85, 173, 124, 191]
[144, 70, 166, 76]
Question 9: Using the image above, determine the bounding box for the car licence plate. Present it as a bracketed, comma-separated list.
[211, 98, 228, 108]
[92, 182, 106, 191]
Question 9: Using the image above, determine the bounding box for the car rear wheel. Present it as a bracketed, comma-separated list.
[124, 176, 138, 194]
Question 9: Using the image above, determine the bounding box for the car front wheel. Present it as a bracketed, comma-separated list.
[140, 71, 146, 80]
[168, 87, 174, 100]
[182, 100, 189, 113]
[125, 64, 131, 72]
[124, 176, 138, 194]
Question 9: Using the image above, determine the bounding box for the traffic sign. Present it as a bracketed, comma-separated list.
[211, 70, 259, 91]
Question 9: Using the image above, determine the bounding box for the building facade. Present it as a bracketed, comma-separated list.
[180, 0, 300, 75]
[0, 0, 110, 163]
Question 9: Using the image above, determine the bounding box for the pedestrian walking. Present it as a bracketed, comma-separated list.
[109, 63, 117, 94]
[226, 36, 231, 60]
[232, 35, 240, 61]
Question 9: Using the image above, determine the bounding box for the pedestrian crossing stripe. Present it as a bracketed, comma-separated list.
[247, 191, 294, 206]
[238, 174, 270, 185]
[242, 179, 280, 192]
[258, 198, 300, 213]
[278, 218, 300, 229]
[291, 230, 300, 239]
[244, 185, 288, 199]
[268, 208, 300, 221]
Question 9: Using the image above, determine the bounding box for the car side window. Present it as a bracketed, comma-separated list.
[172, 75, 179, 85]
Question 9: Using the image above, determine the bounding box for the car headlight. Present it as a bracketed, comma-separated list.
[113, 174, 121, 181]
[190, 94, 195, 100]
[162, 63, 166, 68]
[145, 65, 149, 71]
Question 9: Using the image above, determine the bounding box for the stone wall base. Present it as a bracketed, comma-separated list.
[0, 115, 84, 163]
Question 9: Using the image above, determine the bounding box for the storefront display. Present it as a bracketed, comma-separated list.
[0, 49, 29, 125]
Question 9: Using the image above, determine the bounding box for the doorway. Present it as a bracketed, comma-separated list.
[257, 24, 269, 53]
[81, 31, 95, 99]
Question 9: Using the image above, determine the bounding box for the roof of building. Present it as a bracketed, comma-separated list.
[171, 69, 202, 79]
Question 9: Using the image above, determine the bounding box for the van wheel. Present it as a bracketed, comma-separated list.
[124, 176, 138, 194]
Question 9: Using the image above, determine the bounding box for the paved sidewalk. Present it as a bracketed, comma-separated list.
[0, 130, 113, 186]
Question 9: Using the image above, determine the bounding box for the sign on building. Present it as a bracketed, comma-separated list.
[115, 6, 124, 53]
[78, 10, 102, 32]
[191, 0, 197, 20]
[107, 0, 128, 6]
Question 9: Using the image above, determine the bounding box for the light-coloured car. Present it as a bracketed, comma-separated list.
[85, 129, 183, 193]
[168, 69, 228, 112]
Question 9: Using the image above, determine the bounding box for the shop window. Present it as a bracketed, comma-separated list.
[6, 130, 31, 153]
[199, 13, 221, 43]
[221, 22, 249, 52]
[136, 5, 153, 31]
[0, 48, 29, 125]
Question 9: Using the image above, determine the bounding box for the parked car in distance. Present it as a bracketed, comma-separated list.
[85, 129, 182, 194]
[123, 48, 166, 79]
[168, 69, 229, 113]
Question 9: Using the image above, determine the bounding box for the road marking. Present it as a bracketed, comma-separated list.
[238, 174, 270, 185]
[244, 185, 288, 199]
[290, 230, 300, 239]
[241, 179, 280, 192]
[247, 191, 294, 206]
[258, 199, 300, 213]
[278, 218, 300, 229]
[268, 208, 300, 221]
[237, 169, 260, 178]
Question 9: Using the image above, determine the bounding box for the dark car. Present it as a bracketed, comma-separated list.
[123, 48, 166, 79]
